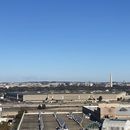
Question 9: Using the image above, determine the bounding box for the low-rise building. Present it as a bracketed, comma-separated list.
[0, 118, 8, 123]
[102, 119, 130, 130]
[99, 103, 130, 119]
[22, 92, 127, 103]
[83, 106, 101, 122]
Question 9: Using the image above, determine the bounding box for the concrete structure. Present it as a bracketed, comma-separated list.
[83, 106, 100, 122]
[0, 118, 8, 123]
[83, 102, 130, 120]
[102, 119, 130, 130]
[115, 107, 130, 119]
[18, 112, 91, 130]
[23, 92, 127, 102]
[98, 103, 130, 119]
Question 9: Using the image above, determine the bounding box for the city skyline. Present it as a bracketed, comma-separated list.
[0, 1, 130, 82]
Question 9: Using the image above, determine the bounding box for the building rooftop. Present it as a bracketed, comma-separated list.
[116, 107, 130, 116]
[103, 119, 129, 127]
[85, 122, 101, 129]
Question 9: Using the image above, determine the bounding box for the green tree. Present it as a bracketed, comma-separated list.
[13, 108, 27, 130]
[0, 122, 10, 130]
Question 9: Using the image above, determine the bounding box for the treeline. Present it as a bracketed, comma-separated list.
[0, 85, 130, 93]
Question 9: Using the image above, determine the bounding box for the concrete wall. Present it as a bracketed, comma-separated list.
[23, 95, 47, 102]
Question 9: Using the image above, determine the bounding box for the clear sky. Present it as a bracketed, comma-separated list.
[0, 0, 130, 82]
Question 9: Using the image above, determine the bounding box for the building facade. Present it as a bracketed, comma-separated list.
[102, 119, 130, 130]
[23, 92, 127, 102]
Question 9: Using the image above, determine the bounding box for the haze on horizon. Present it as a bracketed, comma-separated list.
[0, 0, 130, 82]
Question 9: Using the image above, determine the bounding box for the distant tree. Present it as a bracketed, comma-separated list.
[0, 122, 10, 130]
[45, 97, 48, 100]
[117, 97, 123, 101]
[104, 115, 109, 118]
[16, 108, 27, 119]
[98, 96, 103, 102]
[117, 98, 120, 101]
[13, 108, 27, 130]
[42, 104, 46, 109]
[37, 104, 42, 110]
[37, 104, 46, 110]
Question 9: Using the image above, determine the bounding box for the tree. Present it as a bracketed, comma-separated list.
[98, 96, 103, 102]
[16, 108, 27, 119]
[117, 97, 123, 101]
[0, 122, 10, 130]
[37, 104, 42, 110]
[37, 104, 46, 110]
[13, 108, 27, 130]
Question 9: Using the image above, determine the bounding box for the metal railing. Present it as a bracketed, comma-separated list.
[38, 112, 44, 130]
[17, 112, 25, 130]
[54, 113, 68, 130]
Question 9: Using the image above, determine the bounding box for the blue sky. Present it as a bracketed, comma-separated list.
[0, 0, 130, 82]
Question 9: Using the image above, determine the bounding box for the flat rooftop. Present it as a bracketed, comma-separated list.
[19, 112, 92, 130]
[22, 91, 125, 95]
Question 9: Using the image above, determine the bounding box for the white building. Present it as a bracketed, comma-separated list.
[0, 118, 8, 123]
[102, 119, 130, 130]
[85, 82, 94, 87]
[0, 107, 2, 118]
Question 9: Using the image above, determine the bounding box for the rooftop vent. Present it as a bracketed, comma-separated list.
[119, 107, 128, 111]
